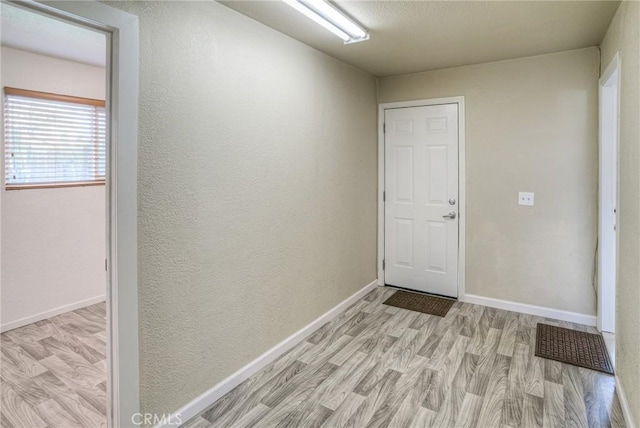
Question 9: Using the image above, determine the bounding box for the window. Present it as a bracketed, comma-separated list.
[4, 87, 106, 189]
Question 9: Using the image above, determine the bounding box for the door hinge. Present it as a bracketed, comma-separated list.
[383, 191, 386, 202]
[105, 259, 108, 271]
[382, 259, 385, 270]
[383, 123, 386, 133]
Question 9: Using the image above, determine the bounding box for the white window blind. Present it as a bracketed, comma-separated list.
[4, 87, 106, 189]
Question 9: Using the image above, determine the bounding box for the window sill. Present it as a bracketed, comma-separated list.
[5, 181, 106, 191]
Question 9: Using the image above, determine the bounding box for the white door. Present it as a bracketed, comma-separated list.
[384, 104, 459, 297]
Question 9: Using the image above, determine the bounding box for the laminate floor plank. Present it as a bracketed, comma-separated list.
[389, 321, 437, 373]
[257, 363, 338, 427]
[326, 311, 395, 366]
[0, 302, 106, 427]
[311, 309, 367, 344]
[231, 404, 271, 428]
[275, 402, 332, 428]
[564, 364, 590, 428]
[522, 393, 544, 428]
[74, 308, 106, 326]
[454, 393, 484, 428]
[273, 351, 368, 427]
[0, 382, 47, 428]
[387, 368, 432, 428]
[497, 312, 519, 357]
[1, 376, 49, 408]
[32, 372, 105, 428]
[466, 328, 502, 397]
[429, 336, 472, 426]
[501, 342, 529, 427]
[1, 411, 16, 428]
[182, 416, 213, 428]
[318, 392, 363, 428]
[477, 353, 511, 427]
[417, 308, 463, 359]
[35, 398, 83, 428]
[176, 287, 624, 428]
[39, 354, 104, 391]
[9, 338, 52, 362]
[320, 338, 395, 411]
[219, 349, 317, 423]
[353, 330, 418, 396]
[543, 380, 565, 428]
[344, 368, 402, 427]
[207, 359, 308, 426]
[49, 311, 89, 328]
[466, 308, 496, 355]
[610, 393, 627, 428]
[4, 324, 49, 343]
[49, 332, 105, 364]
[579, 367, 616, 428]
[1, 338, 48, 377]
[365, 354, 434, 428]
[408, 406, 437, 428]
[545, 359, 564, 385]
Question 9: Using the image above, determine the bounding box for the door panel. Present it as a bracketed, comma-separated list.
[426, 221, 447, 273]
[394, 146, 414, 203]
[393, 219, 414, 267]
[426, 146, 448, 204]
[384, 104, 459, 297]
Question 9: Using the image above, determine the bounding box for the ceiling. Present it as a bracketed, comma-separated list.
[0, 3, 106, 67]
[219, 0, 620, 77]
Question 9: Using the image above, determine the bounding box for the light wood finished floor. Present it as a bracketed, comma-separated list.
[1, 303, 107, 428]
[184, 287, 625, 428]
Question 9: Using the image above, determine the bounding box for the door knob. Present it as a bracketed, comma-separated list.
[442, 212, 457, 220]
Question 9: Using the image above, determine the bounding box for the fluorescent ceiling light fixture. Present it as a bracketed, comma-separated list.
[283, 0, 369, 44]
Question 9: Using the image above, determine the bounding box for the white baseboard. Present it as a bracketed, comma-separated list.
[158, 279, 379, 428]
[461, 294, 596, 326]
[616, 375, 637, 428]
[1, 295, 106, 333]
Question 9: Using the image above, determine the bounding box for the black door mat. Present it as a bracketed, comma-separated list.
[383, 290, 455, 317]
[535, 323, 614, 375]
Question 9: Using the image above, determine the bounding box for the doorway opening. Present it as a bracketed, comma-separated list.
[598, 52, 620, 364]
[0, 3, 109, 425]
[0, 1, 139, 426]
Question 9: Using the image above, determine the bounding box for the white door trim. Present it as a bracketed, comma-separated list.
[378, 97, 466, 298]
[12, 2, 141, 426]
[597, 52, 621, 335]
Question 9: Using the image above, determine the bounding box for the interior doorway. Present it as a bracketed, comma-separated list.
[0, 1, 139, 426]
[0, 3, 109, 426]
[598, 53, 620, 360]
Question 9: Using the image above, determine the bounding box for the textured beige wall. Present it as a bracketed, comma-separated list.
[378, 48, 599, 316]
[107, 1, 377, 416]
[600, 3, 640, 425]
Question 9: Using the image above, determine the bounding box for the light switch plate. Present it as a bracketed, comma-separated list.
[519, 192, 534, 206]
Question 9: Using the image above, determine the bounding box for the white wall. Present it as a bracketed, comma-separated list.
[378, 48, 600, 317]
[600, 3, 640, 426]
[106, 0, 378, 416]
[0, 47, 106, 330]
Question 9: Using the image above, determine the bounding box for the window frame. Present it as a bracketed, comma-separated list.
[3, 87, 107, 190]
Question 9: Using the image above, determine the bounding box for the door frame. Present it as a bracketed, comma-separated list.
[597, 52, 620, 335]
[378, 97, 466, 298]
[8, 1, 141, 426]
